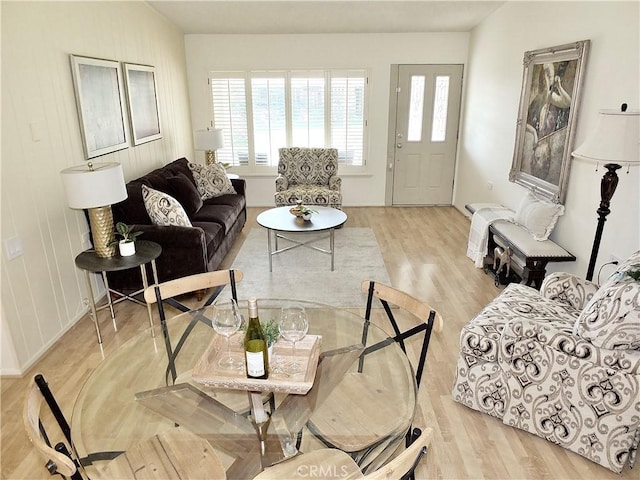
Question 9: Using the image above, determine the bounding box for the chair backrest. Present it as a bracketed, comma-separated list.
[363, 428, 432, 480]
[360, 280, 443, 388]
[278, 147, 339, 186]
[23, 374, 81, 478]
[143, 269, 243, 307]
[143, 269, 243, 383]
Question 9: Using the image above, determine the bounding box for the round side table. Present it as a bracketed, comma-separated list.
[75, 240, 161, 345]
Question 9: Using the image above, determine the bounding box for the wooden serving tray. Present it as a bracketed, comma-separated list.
[192, 334, 322, 395]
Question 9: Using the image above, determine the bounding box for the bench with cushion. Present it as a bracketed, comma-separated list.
[466, 193, 575, 288]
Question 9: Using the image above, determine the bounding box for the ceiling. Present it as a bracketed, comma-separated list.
[147, 1, 505, 35]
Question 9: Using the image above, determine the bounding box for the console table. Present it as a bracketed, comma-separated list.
[75, 240, 161, 345]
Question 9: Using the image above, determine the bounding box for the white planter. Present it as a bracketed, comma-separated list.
[303, 213, 312, 221]
[268, 344, 274, 362]
[119, 240, 136, 257]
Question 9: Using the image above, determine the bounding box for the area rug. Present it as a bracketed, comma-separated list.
[218, 227, 391, 307]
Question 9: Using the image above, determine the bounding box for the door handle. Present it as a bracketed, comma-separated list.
[396, 143, 403, 149]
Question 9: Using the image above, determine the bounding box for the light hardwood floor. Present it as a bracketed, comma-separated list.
[1, 206, 633, 479]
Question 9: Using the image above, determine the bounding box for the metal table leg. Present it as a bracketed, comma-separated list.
[140, 262, 155, 333]
[330, 228, 335, 271]
[267, 229, 273, 273]
[84, 271, 103, 345]
[147, 259, 160, 337]
[101, 271, 117, 332]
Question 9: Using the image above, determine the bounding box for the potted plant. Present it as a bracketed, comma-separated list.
[261, 318, 280, 350]
[110, 222, 142, 257]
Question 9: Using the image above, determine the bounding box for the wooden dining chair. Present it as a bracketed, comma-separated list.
[24, 374, 227, 480]
[24, 374, 83, 479]
[143, 269, 273, 415]
[99, 427, 227, 479]
[143, 269, 243, 384]
[253, 427, 432, 480]
[306, 280, 442, 469]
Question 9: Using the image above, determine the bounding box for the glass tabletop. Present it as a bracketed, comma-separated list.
[72, 298, 416, 478]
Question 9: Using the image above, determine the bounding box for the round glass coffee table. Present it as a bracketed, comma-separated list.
[257, 206, 347, 272]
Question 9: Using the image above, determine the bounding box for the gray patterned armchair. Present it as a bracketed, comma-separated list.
[452, 250, 640, 473]
[274, 147, 342, 208]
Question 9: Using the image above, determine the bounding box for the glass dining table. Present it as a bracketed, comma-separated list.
[71, 299, 417, 479]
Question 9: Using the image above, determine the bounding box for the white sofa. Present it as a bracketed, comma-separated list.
[452, 251, 640, 472]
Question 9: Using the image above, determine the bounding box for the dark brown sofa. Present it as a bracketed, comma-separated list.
[106, 157, 246, 292]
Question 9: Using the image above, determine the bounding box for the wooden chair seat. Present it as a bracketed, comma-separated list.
[24, 374, 226, 480]
[99, 427, 226, 479]
[307, 281, 441, 467]
[254, 428, 432, 480]
[308, 371, 414, 452]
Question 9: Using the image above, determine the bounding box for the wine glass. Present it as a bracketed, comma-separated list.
[210, 299, 243, 370]
[278, 304, 309, 374]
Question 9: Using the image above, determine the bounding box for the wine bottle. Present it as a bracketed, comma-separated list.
[244, 297, 269, 379]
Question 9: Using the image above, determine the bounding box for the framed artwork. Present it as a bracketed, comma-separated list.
[69, 55, 129, 159]
[123, 63, 162, 145]
[509, 40, 590, 204]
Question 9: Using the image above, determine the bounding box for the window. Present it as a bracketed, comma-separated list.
[210, 70, 368, 170]
[431, 75, 450, 142]
[407, 75, 425, 142]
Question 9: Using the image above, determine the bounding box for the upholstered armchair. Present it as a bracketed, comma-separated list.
[274, 147, 342, 208]
[452, 250, 640, 473]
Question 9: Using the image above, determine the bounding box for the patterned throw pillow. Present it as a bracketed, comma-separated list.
[188, 162, 236, 200]
[142, 185, 192, 227]
[574, 251, 640, 350]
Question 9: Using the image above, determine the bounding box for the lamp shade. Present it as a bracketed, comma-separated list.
[572, 109, 640, 166]
[194, 128, 225, 151]
[61, 162, 127, 209]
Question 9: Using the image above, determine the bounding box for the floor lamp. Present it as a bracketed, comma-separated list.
[572, 104, 639, 281]
[194, 128, 225, 165]
[61, 162, 128, 258]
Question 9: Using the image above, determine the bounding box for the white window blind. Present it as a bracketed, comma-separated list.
[290, 73, 325, 147]
[210, 75, 249, 166]
[330, 74, 365, 166]
[209, 70, 368, 170]
[251, 76, 286, 166]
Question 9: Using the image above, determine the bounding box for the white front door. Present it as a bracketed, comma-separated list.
[391, 64, 463, 205]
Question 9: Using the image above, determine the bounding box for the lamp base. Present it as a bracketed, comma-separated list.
[586, 163, 621, 281]
[88, 206, 117, 258]
[205, 150, 217, 165]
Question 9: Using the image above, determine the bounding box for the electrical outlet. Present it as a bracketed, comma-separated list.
[4, 236, 24, 260]
[610, 254, 622, 265]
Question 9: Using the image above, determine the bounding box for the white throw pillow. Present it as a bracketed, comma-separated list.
[514, 192, 564, 241]
[188, 162, 236, 200]
[142, 185, 192, 227]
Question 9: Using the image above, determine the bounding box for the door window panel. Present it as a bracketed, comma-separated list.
[407, 75, 425, 142]
[431, 76, 450, 142]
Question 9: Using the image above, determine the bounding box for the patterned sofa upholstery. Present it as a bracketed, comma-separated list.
[452, 250, 640, 473]
[274, 147, 342, 208]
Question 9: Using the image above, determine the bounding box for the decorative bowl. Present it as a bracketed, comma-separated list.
[289, 208, 305, 218]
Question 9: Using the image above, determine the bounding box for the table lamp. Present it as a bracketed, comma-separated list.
[61, 161, 127, 258]
[194, 127, 225, 165]
[571, 103, 640, 281]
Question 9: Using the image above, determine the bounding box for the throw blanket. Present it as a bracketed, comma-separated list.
[467, 205, 515, 268]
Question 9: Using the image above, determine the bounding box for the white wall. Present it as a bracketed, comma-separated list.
[1, 1, 193, 374]
[455, 1, 640, 278]
[185, 32, 469, 206]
